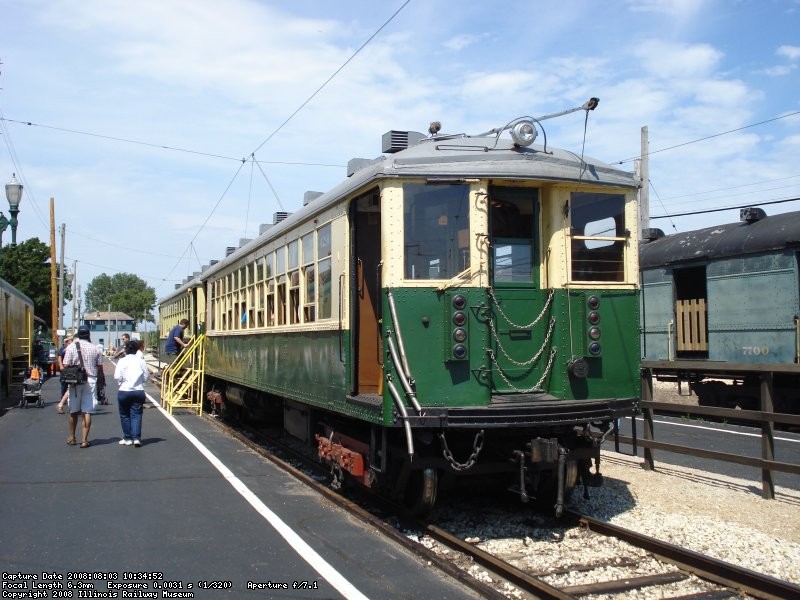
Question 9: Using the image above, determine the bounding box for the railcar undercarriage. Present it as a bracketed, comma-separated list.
[206, 377, 621, 516]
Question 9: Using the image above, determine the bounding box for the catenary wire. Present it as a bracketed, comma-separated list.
[650, 196, 800, 219]
[248, 0, 411, 156]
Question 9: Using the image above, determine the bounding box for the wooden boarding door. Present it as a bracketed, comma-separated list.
[353, 191, 382, 395]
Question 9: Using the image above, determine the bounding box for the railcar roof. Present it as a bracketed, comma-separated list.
[639, 209, 800, 268]
[180, 134, 636, 286]
[0, 276, 34, 305]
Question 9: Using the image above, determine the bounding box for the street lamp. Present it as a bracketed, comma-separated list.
[0, 173, 24, 249]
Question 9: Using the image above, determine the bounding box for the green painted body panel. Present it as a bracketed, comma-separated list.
[203, 287, 639, 428]
[205, 330, 384, 425]
[384, 287, 640, 404]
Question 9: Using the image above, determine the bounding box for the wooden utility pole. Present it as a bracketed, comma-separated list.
[58, 224, 66, 335]
[638, 125, 650, 235]
[49, 198, 57, 346]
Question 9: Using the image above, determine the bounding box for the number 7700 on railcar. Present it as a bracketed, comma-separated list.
[158, 100, 641, 515]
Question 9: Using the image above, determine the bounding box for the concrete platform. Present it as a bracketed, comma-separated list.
[0, 362, 481, 599]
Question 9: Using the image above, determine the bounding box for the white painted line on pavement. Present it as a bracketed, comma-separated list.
[621, 415, 799, 444]
[145, 392, 370, 600]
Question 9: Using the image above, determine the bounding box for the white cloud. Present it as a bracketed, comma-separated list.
[443, 34, 487, 52]
[626, 0, 706, 17]
[634, 40, 723, 79]
[777, 45, 800, 60]
[761, 65, 796, 76]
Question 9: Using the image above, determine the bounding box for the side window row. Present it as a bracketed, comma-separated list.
[210, 223, 332, 331]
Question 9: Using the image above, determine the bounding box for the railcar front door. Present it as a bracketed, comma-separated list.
[487, 186, 550, 394]
[352, 190, 382, 395]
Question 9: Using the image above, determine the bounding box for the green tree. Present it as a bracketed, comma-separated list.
[85, 273, 156, 322]
[0, 237, 71, 327]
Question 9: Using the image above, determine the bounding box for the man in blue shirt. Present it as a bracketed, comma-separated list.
[164, 319, 190, 363]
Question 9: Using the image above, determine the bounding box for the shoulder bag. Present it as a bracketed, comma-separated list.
[60, 341, 88, 385]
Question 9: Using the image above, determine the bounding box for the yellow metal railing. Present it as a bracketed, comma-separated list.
[161, 333, 205, 415]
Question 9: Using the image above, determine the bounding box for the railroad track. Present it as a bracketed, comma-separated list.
[193, 407, 799, 599]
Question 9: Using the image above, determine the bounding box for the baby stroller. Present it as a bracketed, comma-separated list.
[20, 365, 44, 408]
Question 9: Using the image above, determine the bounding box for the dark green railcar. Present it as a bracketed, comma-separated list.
[159, 101, 641, 514]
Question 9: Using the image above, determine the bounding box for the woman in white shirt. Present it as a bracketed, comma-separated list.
[114, 340, 149, 447]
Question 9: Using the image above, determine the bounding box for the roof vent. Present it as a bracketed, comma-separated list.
[238, 238, 251, 248]
[274, 211, 289, 224]
[304, 191, 324, 206]
[258, 223, 273, 235]
[642, 228, 665, 242]
[381, 130, 426, 153]
[209, 260, 219, 266]
[740, 207, 766, 224]
[347, 156, 383, 177]
[225, 246, 236, 257]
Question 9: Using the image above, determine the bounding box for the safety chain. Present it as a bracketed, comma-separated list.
[488, 347, 558, 393]
[438, 430, 484, 471]
[488, 288, 554, 329]
[488, 316, 556, 367]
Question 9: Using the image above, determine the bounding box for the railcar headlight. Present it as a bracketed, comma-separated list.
[588, 342, 601, 355]
[587, 295, 600, 310]
[446, 293, 469, 361]
[588, 311, 600, 325]
[588, 327, 601, 340]
[510, 121, 537, 147]
[452, 344, 467, 359]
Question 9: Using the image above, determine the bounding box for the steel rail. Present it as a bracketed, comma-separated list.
[198, 414, 507, 600]
[568, 511, 800, 600]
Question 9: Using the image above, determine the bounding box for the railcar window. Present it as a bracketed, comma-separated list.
[319, 258, 332, 319]
[302, 233, 315, 323]
[570, 192, 626, 282]
[277, 247, 286, 274]
[277, 276, 287, 325]
[288, 240, 299, 270]
[403, 183, 470, 280]
[289, 269, 300, 324]
[267, 279, 275, 326]
[318, 224, 332, 320]
[319, 224, 331, 258]
[490, 189, 537, 284]
[265, 253, 275, 327]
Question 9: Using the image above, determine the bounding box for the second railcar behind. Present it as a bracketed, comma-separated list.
[641, 207, 800, 412]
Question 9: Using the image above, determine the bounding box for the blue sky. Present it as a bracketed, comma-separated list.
[1, 0, 799, 317]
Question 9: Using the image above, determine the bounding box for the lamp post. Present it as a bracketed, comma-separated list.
[0, 174, 24, 250]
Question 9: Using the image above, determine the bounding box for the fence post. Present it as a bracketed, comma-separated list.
[760, 372, 775, 499]
[641, 368, 655, 470]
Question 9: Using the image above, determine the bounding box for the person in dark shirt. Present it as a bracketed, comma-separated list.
[164, 319, 190, 364]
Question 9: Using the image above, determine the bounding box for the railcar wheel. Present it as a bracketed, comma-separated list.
[403, 467, 439, 516]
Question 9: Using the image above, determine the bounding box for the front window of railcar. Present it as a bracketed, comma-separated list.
[570, 192, 627, 282]
[403, 183, 470, 280]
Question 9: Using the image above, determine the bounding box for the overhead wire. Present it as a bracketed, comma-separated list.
[156, 0, 412, 294]
[249, 0, 412, 157]
[614, 110, 800, 164]
[650, 196, 800, 219]
[0, 116, 346, 168]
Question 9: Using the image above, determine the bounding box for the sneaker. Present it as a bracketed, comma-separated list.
[119, 439, 133, 446]
[133, 439, 141, 447]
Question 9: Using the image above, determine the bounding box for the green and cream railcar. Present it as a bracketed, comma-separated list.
[166, 104, 641, 513]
